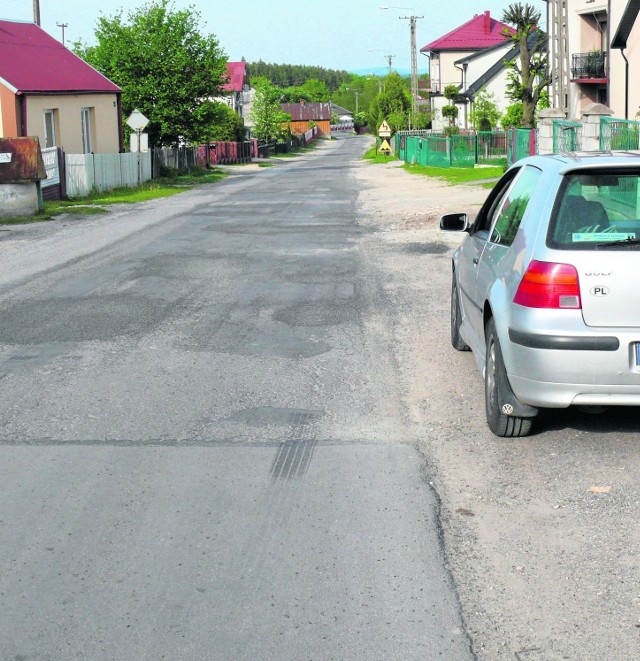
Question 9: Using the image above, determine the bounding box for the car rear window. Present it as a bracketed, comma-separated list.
[549, 170, 640, 249]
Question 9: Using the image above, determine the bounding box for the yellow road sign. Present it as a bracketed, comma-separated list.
[379, 139, 392, 154]
[378, 120, 392, 137]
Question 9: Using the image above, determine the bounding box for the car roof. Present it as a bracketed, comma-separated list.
[513, 151, 640, 175]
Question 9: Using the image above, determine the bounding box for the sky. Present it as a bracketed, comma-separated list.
[1, 0, 548, 75]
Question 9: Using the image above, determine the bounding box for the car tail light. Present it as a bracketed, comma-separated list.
[514, 260, 581, 309]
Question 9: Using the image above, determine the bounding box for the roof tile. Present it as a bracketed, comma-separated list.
[0, 19, 120, 94]
[421, 11, 513, 52]
[222, 61, 247, 93]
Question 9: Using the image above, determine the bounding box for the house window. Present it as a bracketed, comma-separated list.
[81, 107, 93, 153]
[43, 109, 57, 148]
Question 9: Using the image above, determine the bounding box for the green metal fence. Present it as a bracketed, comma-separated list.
[450, 135, 477, 167]
[553, 120, 582, 152]
[477, 131, 508, 165]
[506, 128, 537, 165]
[599, 117, 640, 150]
[401, 133, 488, 168]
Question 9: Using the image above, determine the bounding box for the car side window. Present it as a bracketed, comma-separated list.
[489, 166, 542, 247]
[472, 168, 521, 235]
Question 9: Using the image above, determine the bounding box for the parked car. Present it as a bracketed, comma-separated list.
[440, 152, 640, 437]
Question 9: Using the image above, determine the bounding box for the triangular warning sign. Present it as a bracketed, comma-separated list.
[379, 120, 392, 137]
[380, 139, 392, 153]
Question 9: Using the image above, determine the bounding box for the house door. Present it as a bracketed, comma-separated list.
[81, 108, 92, 153]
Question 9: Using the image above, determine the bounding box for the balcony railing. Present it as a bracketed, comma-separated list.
[571, 51, 606, 80]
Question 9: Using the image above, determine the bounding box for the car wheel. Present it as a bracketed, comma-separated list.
[485, 318, 533, 438]
[451, 274, 470, 351]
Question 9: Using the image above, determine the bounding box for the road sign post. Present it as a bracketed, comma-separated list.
[126, 109, 149, 185]
[378, 120, 393, 156]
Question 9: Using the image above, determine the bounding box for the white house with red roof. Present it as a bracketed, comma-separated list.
[218, 60, 254, 127]
[0, 19, 123, 153]
[421, 11, 515, 130]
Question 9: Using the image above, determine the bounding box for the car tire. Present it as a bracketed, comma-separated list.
[485, 318, 533, 438]
[451, 275, 470, 351]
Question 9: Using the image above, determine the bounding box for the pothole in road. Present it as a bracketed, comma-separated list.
[273, 302, 359, 327]
[403, 242, 451, 255]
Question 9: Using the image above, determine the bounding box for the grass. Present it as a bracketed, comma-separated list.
[403, 163, 505, 185]
[362, 145, 398, 164]
[258, 162, 274, 167]
[0, 167, 227, 226]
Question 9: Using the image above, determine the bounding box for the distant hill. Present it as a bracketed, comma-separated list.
[350, 67, 411, 77]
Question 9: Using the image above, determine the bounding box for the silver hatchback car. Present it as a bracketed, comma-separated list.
[441, 152, 640, 437]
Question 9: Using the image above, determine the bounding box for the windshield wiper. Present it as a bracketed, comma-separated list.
[596, 236, 640, 248]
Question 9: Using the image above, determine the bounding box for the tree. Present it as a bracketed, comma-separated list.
[353, 112, 368, 132]
[367, 73, 411, 132]
[500, 102, 524, 129]
[299, 79, 330, 102]
[250, 78, 291, 143]
[442, 84, 460, 136]
[469, 88, 501, 130]
[75, 0, 228, 146]
[501, 2, 551, 128]
[192, 101, 245, 144]
[246, 61, 350, 92]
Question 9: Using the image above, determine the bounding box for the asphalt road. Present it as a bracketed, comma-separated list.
[0, 137, 472, 660]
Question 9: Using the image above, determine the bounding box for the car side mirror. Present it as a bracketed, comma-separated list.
[440, 213, 470, 232]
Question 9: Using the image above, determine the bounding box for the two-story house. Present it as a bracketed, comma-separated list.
[0, 19, 123, 153]
[220, 61, 254, 127]
[549, 0, 640, 120]
[420, 11, 514, 130]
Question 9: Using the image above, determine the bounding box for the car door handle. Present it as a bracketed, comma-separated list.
[473, 257, 479, 265]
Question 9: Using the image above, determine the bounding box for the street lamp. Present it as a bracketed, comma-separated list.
[381, 5, 424, 130]
[367, 74, 383, 94]
[345, 87, 359, 114]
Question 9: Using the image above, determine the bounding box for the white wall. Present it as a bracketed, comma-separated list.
[65, 151, 151, 198]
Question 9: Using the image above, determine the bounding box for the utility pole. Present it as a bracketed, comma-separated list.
[33, 0, 40, 26]
[380, 6, 423, 128]
[385, 53, 395, 74]
[57, 22, 69, 46]
[547, 0, 569, 114]
[368, 49, 396, 75]
[400, 14, 424, 130]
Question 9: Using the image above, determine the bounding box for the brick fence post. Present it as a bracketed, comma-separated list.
[580, 102, 614, 151]
[537, 108, 566, 154]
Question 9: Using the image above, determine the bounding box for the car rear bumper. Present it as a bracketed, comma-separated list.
[509, 328, 620, 352]
[509, 374, 640, 408]
[505, 326, 640, 408]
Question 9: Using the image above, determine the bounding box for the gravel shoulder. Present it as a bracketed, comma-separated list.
[354, 153, 640, 660]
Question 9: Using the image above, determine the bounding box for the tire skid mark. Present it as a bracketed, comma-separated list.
[233, 412, 317, 580]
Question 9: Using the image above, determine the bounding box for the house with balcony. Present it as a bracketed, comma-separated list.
[420, 11, 514, 130]
[550, 0, 640, 120]
[564, 0, 609, 117]
[0, 19, 123, 153]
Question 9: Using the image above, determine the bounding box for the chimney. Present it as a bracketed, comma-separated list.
[484, 10, 491, 34]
